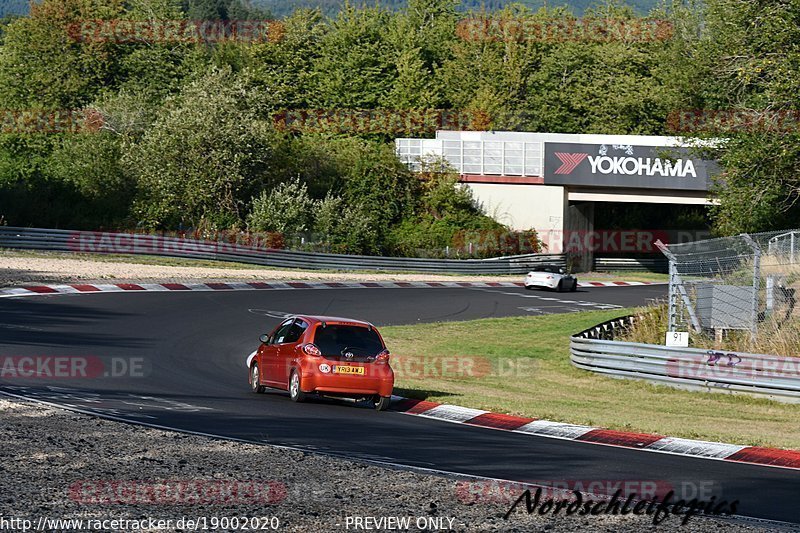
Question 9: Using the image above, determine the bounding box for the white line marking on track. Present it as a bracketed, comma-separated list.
[418, 405, 488, 423]
[514, 420, 596, 439]
[469, 287, 623, 310]
[645, 437, 747, 459]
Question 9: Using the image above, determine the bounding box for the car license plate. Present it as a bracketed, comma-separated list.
[333, 365, 364, 375]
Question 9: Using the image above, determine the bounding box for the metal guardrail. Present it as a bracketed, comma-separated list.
[570, 316, 800, 403]
[593, 257, 668, 273]
[0, 227, 566, 274]
[395, 138, 543, 176]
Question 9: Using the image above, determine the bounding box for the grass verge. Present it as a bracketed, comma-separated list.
[381, 310, 800, 450]
[579, 271, 669, 283]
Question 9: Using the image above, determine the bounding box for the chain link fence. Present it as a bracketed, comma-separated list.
[657, 229, 800, 342]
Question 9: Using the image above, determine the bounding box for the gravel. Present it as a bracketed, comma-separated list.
[0, 254, 522, 288]
[0, 397, 764, 532]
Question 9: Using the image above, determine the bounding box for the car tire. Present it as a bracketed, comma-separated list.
[570, 280, 578, 292]
[524, 284, 533, 290]
[557, 280, 564, 292]
[374, 395, 391, 411]
[289, 370, 306, 403]
[250, 363, 265, 394]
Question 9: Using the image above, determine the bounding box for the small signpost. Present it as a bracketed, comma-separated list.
[665, 331, 689, 347]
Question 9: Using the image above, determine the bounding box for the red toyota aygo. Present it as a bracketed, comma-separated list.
[249, 315, 394, 410]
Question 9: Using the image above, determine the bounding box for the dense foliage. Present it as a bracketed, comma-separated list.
[0, 0, 797, 254]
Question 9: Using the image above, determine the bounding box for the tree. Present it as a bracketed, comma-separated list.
[439, 4, 547, 130]
[247, 177, 315, 233]
[383, 0, 458, 108]
[0, 0, 126, 109]
[339, 140, 416, 226]
[244, 8, 326, 111]
[126, 67, 274, 228]
[386, 158, 504, 256]
[525, 4, 676, 134]
[182, 0, 269, 20]
[668, 0, 800, 233]
[47, 131, 133, 227]
[116, 0, 198, 105]
[310, 3, 395, 109]
[313, 193, 382, 255]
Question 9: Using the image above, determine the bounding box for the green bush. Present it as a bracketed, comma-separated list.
[247, 177, 315, 234]
[313, 194, 381, 255]
[385, 160, 507, 257]
[127, 67, 274, 229]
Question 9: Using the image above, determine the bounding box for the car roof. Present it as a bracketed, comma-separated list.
[292, 315, 375, 327]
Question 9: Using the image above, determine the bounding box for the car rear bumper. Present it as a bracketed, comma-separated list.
[301, 366, 394, 397]
[526, 279, 560, 289]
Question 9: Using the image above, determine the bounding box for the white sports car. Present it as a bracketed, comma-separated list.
[524, 265, 578, 292]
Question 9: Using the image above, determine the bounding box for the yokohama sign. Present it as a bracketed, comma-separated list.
[544, 142, 718, 190]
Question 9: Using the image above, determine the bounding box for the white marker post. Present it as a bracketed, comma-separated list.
[665, 331, 689, 347]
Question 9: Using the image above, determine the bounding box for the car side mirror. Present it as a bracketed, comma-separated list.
[259, 334, 270, 344]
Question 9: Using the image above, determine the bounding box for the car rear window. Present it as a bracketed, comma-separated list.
[532, 265, 563, 274]
[312, 325, 384, 357]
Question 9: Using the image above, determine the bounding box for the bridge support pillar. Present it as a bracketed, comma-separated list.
[566, 201, 594, 273]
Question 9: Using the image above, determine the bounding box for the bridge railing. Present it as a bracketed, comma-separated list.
[395, 138, 544, 176]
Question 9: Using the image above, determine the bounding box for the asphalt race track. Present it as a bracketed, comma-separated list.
[1, 285, 799, 525]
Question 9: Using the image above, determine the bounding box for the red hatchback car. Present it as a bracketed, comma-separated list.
[249, 315, 394, 410]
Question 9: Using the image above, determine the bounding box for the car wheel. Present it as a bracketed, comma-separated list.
[289, 370, 306, 403]
[374, 395, 391, 411]
[570, 280, 578, 292]
[557, 280, 564, 292]
[250, 363, 265, 394]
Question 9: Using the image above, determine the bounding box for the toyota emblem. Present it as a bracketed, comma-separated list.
[344, 352, 354, 360]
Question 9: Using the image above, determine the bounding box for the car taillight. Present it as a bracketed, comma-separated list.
[375, 349, 390, 364]
[303, 343, 321, 356]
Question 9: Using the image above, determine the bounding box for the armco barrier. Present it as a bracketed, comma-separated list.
[0, 227, 565, 274]
[593, 257, 668, 273]
[570, 317, 800, 403]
